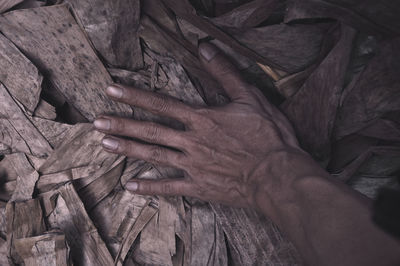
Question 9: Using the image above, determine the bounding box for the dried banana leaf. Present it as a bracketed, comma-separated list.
[14, 231, 71, 266]
[6, 199, 46, 264]
[281, 25, 356, 162]
[335, 37, 400, 138]
[285, 0, 400, 36]
[0, 83, 52, 157]
[0, 0, 23, 13]
[0, 33, 42, 114]
[0, 4, 132, 121]
[9, 153, 38, 202]
[210, 204, 300, 265]
[67, 0, 143, 70]
[46, 183, 114, 266]
[209, 0, 280, 29]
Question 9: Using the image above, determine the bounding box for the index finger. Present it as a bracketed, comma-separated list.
[106, 84, 195, 124]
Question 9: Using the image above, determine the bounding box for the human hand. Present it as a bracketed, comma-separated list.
[94, 43, 320, 213]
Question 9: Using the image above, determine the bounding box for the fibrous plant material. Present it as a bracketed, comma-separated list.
[0, 0, 399, 265]
[285, 0, 400, 36]
[282, 25, 356, 162]
[46, 183, 114, 266]
[0, 0, 23, 13]
[67, 0, 143, 70]
[14, 231, 71, 266]
[0, 33, 42, 114]
[0, 4, 132, 121]
[0, 83, 52, 157]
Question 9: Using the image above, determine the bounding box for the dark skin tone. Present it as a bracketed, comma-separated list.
[94, 43, 400, 265]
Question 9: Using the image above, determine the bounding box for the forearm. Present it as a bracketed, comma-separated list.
[256, 151, 400, 266]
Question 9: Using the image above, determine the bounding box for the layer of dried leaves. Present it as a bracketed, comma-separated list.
[0, 0, 399, 265]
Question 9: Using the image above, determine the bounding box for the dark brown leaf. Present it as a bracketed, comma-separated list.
[282, 25, 356, 162]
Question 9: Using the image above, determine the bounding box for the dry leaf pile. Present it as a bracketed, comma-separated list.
[0, 0, 399, 265]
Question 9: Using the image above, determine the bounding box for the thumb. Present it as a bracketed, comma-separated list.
[199, 42, 248, 101]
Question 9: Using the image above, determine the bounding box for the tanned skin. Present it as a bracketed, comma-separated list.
[94, 43, 400, 266]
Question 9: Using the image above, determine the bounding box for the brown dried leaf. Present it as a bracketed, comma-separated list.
[38, 123, 121, 176]
[46, 183, 114, 266]
[139, 14, 225, 105]
[285, 0, 400, 36]
[190, 202, 228, 266]
[0, 33, 42, 114]
[67, 0, 143, 70]
[133, 197, 183, 266]
[9, 153, 38, 202]
[0, 4, 132, 121]
[14, 231, 71, 266]
[210, 204, 300, 265]
[0, 83, 52, 157]
[281, 25, 356, 162]
[0, 0, 23, 13]
[6, 199, 46, 264]
[115, 201, 158, 266]
[334, 37, 400, 139]
[32, 100, 57, 120]
[209, 0, 280, 29]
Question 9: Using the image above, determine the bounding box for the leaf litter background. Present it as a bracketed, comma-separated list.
[0, 0, 399, 265]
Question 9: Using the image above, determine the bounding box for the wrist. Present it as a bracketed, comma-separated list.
[252, 148, 329, 222]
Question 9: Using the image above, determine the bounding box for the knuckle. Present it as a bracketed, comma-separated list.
[112, 118, 126, 132]
[150, 94, 170, 113]
[115, 139, 128, 155]
[149, 146, 165, 162]
[161, 182, 174, 195]
[144, 124, 160, 141]
[193, 108, 217, 129]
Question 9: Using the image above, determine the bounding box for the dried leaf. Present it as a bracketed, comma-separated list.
[38, 123, 121, 176]
[14, 231, 71, 266]
[334, 37, 400, 138]
[0, 4, 132, 121]
[9, 153, 38, 202]
[115, 201, 158, 266]
[209, 0, 280, 29]
[285, 0, 400, 36]
[77, 158, 124, 211]
[29, 118, 74, 149]
[67, 0, 143, 70]
[281, 25, 356, 162]
[230, 23, 329, 73]
[0, 0, 23, 13]
[46, 183, 114, 266]
[133, 197, 183, 266]
[33, 100, 57, 120]
[6, 199, 46, 263]
[190, 202, 228, 266]
[88, 189, 150, 256]
[210, 204, 300, 265]
[0, 33, 42, 114]
[0, 83, 52, 157]
[139, 13, 226, 105]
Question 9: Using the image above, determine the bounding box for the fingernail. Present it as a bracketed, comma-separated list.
[94, 119, 110, 130]
[106, 85, 123, 98]
[102, 138, 119, 150]
[126, 182, 138, 191]
[199, 43, 219, 62]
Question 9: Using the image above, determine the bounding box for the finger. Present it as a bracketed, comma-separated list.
[105, 84, 195, 124]
[198, 42, 249, 101]
[101, 136, 186, 168]
[125, 178, 193, 197]
[94, 116, 187, 149]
